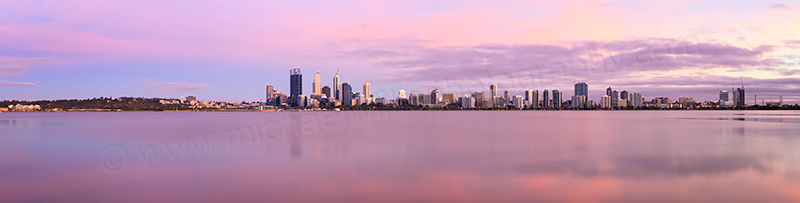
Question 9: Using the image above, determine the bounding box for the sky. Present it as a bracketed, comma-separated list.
[1, 0, 799, 104]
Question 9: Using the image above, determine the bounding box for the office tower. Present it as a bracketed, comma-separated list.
[420, 94, 431, 105]
[430, 89, 439, 104]
[631, 92, 643, 107]
[333, 69, 340, 101]
[399, 89, 406, 99]
[492, 96, 504, 108]
[542, 90, 550, 108]
[552, 90, 562, 108]
[606, 87, 612, 97]
[363, 82, 371, 98]
[266, 84, 274, 101]
[504, 91, 510, 104]
[321, 86, 331, 97]
[313, 71, 321, 95]
[679, 97, 696, 107]
[513, 95, 524, 109]
[574, 82, 588, 108]
[490, 84, 498, 98]
[601, 95, 611, 108]
[611, 90, 619, 107]
[524, 89, 533, 105]
[735, 88, 745, 107]
[472, 91, 486, 107]
[719, 90, 729, 101]
[341, 82, 352, 106]
[290, 68, 302, 107]
[296, 95, 307, 107]
[532, 90, 539, 108]
[408, 93, 417, 105]
[443, 93, 456, 104]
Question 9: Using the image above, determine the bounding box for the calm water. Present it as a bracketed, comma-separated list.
[2, 111, 800, 202]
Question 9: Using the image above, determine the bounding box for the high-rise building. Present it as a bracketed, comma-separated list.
[606, 87, 612, 98]
[611, 90, 619, 107]
[631, 92, 643, 107]
[430, 89, 439, 104]
[542, 90, 550, 108]
[442, 93, 456, 104]
[572, 95, 586, 109]
[333, 69, 340, 101]
[620, 90, 629, 107]
[504, 91, 510, 104]
[290, 68, 302, 107]
[531, 90, 539, 109]
[513, 95, 524, 109]
[341, 82, 352, 106]
[398, 89, 406, 99]
[525, 89, 534, 106]
[461, 96, 475, 108]
[552, 90, 562, 108]
[266, 84, 274, 101]
[600, 95, 611, 108]
[490, 84, 498, 98]
[313, 71, 321, 95]
[574, 82, 588, 108]
[363, 82, 371, 98]
[735, 88, 745, 107]
[719, 90, 729, 102]
[472, 91, 486, 107]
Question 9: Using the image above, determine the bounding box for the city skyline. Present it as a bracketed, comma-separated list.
[0, 1, 798, 104]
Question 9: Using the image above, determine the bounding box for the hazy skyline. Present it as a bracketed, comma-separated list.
[1, 1, 798, 104]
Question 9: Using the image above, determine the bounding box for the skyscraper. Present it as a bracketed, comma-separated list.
[290, 68, 302, 107]
[430, 89, 439, 104]
[341, 82, 352, 106]
[443, 93, 456, 103]
[333, 69, 340, 101]
[631, 92, 643, 107]
[504, 91, 509, 104]
[543, 90, 550, 108]
[525, 89, 534, 106]
[532, 90, 539, 109]
[472, 91, 486, 107]
[601, 95, 611, 108]
[552, 90, 562, 108]
[735, 88, 745, 107]
[490, 84, 497, 98]
[313, 71, 321, 95]
[574, 82, 588, 108]
[398, 89, 406, 99]
[611, 90, 619, 107]
[363, 82, 371, 98]
[606, 87, 612, 98]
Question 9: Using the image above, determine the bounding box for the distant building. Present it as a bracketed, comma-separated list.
[679, 97, 696, 108]
[631, 92, 643, 107]
[552, 90, 562, 108]
[472, 91, 486, 107]
[333, 70, 340, 101]
[574, 82, 588, 108]
[719, 90, 729, 102]
[542, 90, 550, 108]
[572, 95, 586, 109]
[430, 89, 439, 104]
[398, 89, 406, 99]
[442, 93, 456, 104]
[186, 96, 197, 102]
[363, 82, 371, 98]
[513, 95, 524, 109]
[611, 90, 619, 107]
[322, 86, 331, 98]
[313, 71, 321, 95]
[734, 88, 745, 107]
[492, 96, 505, 108]
[620, 90, 629, 107]
[290, 68, 302, 107]
[490, 84, 498, 98]
[341, 82, 352, 106]
[600, 95, 611, 108]
[461, 96, 476, 108]
[531, 90, 539, 108]
[504, 91, 510, 104]
[618, 99, 627, 107]
[266, 84, 274, 102]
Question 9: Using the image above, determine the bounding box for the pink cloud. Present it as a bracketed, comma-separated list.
[0, 80, 43, 88]
[137, 78, 209, 94]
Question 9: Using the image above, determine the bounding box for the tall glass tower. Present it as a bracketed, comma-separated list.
[290, 68, 302, 107]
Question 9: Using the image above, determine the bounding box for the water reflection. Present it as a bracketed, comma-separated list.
[1, 111, 800, 202]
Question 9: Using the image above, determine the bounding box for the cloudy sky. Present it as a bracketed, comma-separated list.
[1, 0, 798, 104]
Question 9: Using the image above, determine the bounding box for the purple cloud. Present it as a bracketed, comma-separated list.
[771, 4, 791, 10]
[138, 78, 209, 94]
[0, 56, 47, 77]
